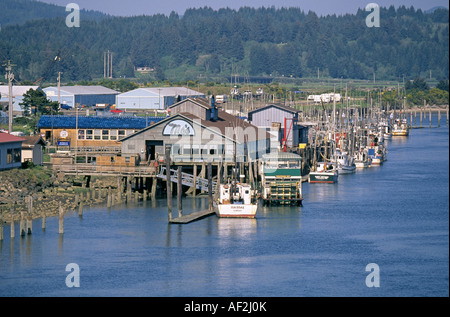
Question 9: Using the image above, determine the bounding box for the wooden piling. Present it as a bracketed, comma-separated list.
[42, 209, 46, 230]
[107, 187, 112, 208]
[192, 164, 197, 197]
[26, 196, 32, 235]
[58, 201, 64, 234]
[20, 211, 25, 236]
[177, 166, 183, 218]
[151, 177, 157, 200]
[165, 145, 172, 222]
[438, 110, 441, 127]
[0, 213, 3, 241]
[208, 162, 213, 211]
[78, 201, 83, 217]
[429, 110, 432, 128]
[10, 207, 14, 239]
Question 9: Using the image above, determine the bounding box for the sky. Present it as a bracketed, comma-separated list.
[40, 0, 449, 17]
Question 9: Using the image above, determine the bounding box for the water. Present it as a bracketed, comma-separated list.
[1, 115, 448, 297]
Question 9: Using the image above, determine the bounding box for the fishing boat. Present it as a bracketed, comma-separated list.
[354, 148, 371, 168]
[392, 118, 409, 136]
[261, 152, 303, 206]
[330, 149, 356, 174]
[215, 182, 258, 218]
[308, 162, 338, 183]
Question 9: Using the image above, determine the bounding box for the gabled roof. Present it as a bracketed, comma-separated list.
[121, 109, 270, 143]
[0, 132, 26, 144]
[248, 104, 301, 115]
[37, 115, 165, 129]
[168, 97, 211, 110]
[21, 136, 46, 148]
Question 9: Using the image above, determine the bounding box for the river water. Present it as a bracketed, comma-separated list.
[1, 114, 448, 297]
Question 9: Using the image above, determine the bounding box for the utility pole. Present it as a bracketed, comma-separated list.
[3, 60, 16, 133]
[57, 71, 62, 109]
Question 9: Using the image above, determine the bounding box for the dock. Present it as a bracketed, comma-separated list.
[169, 210, 216, 224]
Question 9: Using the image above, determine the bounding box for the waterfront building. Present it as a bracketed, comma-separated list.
[37, 115, 164, 149]
[43, 85, 119, 109]
[0, 132, 25, 170]
[0, 85, 42, 114]
[21, 136, 46, 166]
[116, 87, 205, 111]
[120, 98, 270, 163]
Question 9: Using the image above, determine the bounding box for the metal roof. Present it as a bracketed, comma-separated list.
[37, 115, 164, 129]
[118, 87, 204, 98]
[0, 132, 26, 143]
[43, 85, 119, 96]
[0, 85, 41, 97]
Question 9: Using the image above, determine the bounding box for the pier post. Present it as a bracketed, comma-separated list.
[20, 211, 25, 237]
[420, 110, 423, 127]
[107, 187, 111, 208]
[78, 200, 83, 217]
[0, 213, 3, 241]
[42, 208, 46, 230]
[429, 109, 432, 128]
[58, 201, 64, 234]
[10, 206, 14, 239]
[26, 195, 32, 235]
[165, 145, 172, 222]
[208, 162, 213, 211]
[438, 110, 441, 127]
[447, 107, 449, 127]
[151, 177, 157, 200]
[177, 167, 183, 218]
[192, 164, 197, 197]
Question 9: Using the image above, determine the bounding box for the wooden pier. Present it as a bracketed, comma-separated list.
[169, 210, 216, 224]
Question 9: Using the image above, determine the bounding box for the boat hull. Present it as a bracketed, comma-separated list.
[216, 203, 257, 218]
[308, 172, 338, 183]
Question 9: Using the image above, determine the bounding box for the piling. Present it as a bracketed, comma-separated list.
[165, 145, 172, 222]
[26, 196, 32, 235]
[107, 187, 112, 208]
[438, 110, 441, 127]
[429, 110, 432, 128]
[420, 110, 423, 127]
[177, 166, 183, 218]
[42, 209, 46, 230]
[208, 162, 213, 211]
[151, 177, 157, 200]
[10, 207, 14, 239]
[78, 201, 83, 217]
[446, 107, 449, 127]
[20, 211, 25, 237]
[58, 201, 64, 234]
[0, 213, 3, 241]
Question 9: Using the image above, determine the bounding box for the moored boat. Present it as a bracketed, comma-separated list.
[308, 162, 338, 183]
[215, 183, 258, 218]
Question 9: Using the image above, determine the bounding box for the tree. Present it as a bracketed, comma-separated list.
[405, 77, 429, 91]
[437, 79, 449, 92]
[20, 88, 59, 116]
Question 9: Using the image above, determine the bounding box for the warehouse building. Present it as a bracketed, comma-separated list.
[116, 87, 205, 111]
[0, 85, 42, 113]
[248, 104, 308, 151]
[37, 115, 164, 149]
[120, 98, 270, 163]
[43, 85, 119, 109]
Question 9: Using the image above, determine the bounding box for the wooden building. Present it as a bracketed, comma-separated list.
[21, 136, 46, 166]
[120, 98, 270, 163]
[0, 133, 25, 170]
[37, 115, 164, 149]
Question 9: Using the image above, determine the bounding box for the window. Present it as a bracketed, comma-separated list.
[7, 149, 12, 164]
[78, 130, 85, 140]
[192, 145, 199, 155]
[102, 130, 109, 140]
[182, 145, 191, 155]
[13, 148, 21, 163]
[110, 130, 117, 140]
[94, 129, 101, 140]
[86, 130, 93, 140]
[172, 144, 180, 155]
[118, 130, 126, 140]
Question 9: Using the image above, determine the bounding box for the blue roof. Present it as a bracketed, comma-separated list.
[38, 115, 164, 129]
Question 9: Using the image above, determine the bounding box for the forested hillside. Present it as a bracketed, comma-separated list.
[0, 1, 448, 83]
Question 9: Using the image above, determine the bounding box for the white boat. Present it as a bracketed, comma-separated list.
[330, 149, 356, 174]
[354, 149, 371, 168]
[392, 118, 409, 136]
[215, 182, 257, 218]
[308, 162, 339, 183]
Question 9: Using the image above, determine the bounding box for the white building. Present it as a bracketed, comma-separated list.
[0, 85, 42, 113]
[307, 93, 341, 103]
[116, 87, 205, 110]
